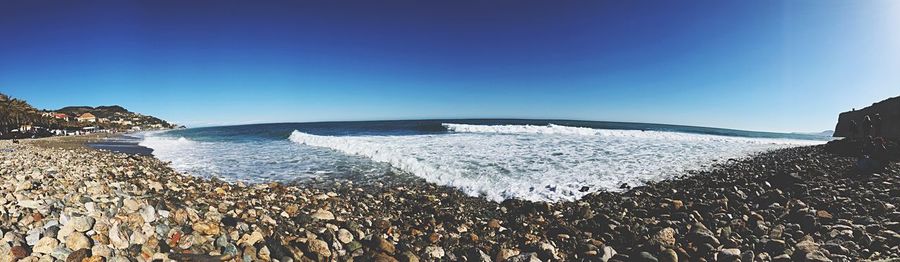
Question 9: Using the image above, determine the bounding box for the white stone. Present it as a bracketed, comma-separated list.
[56, 223, 76, 241]
[25, 231, 41, 246]
[140, 205, 156, 223]
[129, 231, 147, 245]
[108, 222, 130, 249]
[425, 246, 445, 259]
[311, 209, 335, 220]
[18, 200, 42, 209]
[33, 237, 59, 254]
[157, 209, 170, 218]
[337, 229, 353, 244]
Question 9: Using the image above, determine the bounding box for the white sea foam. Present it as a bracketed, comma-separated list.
[140, 132, 385, 183]
[443, 123, 601, 136]
[141, 124, 825, 202]
[138, 136, 213, 176]
[290, 124, 824, 202]
[443, 123, 820, 144]
[139, 136, 197, 151]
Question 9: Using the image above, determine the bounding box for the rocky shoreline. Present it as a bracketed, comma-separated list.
[1, 138, 898, 261]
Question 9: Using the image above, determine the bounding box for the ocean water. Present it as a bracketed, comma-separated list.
[138, 120, 829, 202]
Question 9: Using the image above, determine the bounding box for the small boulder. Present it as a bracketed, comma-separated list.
[425, 246, 445, 259]
[70, 216, 95, 233]
[33, 237, 60, 254]
[307, 239, 331, 258]
[717, 248, 741, 262]
[65, 232, 92, 250]
[337, 228, 353, 244]
[311, 209, 335, 220]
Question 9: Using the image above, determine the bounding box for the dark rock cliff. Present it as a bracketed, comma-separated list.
[833, 96, 900, 138]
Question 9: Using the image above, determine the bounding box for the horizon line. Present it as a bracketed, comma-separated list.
[178, 117, 834, 136]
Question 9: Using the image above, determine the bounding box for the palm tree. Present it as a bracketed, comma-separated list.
[0, 93, 40, 134]
[0, 93, 8, 132]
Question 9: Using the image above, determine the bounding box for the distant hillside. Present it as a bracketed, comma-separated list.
[1, 92, 177, 134]
[56, 105, 175, 129]
[58, 105, 130, 118]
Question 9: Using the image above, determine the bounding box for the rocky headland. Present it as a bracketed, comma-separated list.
[833, 96, 900, 139]
[0, 136, 898, 262]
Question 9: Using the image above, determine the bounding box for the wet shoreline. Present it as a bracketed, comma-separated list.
[85, 134, 154, 156]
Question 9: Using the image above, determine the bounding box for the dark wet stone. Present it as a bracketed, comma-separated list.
[635, 251, 658, 262]
[371, 237, 396, 254]
[159, 241, 171, 253]
[221, 216, 239, 227]
[66, 248, 90, 262]
[43, 226, 60, 239]
[264, 237, 291, 260]
[181, 225, 193, 235]
[688, 222, 720, 247]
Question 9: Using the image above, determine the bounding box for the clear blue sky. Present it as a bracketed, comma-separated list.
[1, 0, 898, 132]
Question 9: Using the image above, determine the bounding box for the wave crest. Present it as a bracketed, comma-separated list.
[443, 123, 600, 136]
[138, 136, 196, 150]
[289, 128, 823, 202]
[442, 123, 821, 144]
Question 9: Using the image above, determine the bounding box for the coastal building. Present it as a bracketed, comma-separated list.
[43, 112, 71, 121]
[53, 113, 69, 121]
[114, 119, 133, 126]
[77, 113, 97, 123]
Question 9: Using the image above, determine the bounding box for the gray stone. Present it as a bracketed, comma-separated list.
[506, 253, 541, 262]
[70, 216, 95, 232]
[25, 231, 41, 246]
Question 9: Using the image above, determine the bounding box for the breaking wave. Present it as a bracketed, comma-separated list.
[443, 123, 821, 144]
[289, 125, 823, 202]
[138, 136, 197, 152]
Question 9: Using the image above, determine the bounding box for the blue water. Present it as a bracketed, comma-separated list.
[140, 119, 828, 202]
[158, 119, 829, 141]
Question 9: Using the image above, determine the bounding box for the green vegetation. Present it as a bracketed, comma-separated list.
[0, 93, 47, 133]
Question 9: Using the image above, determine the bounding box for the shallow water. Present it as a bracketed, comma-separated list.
[139, 120, 829, 202]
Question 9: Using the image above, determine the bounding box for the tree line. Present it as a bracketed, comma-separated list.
[0, 92, 86, 136]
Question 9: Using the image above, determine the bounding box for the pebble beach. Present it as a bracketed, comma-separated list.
[1, 137, 898, 262]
